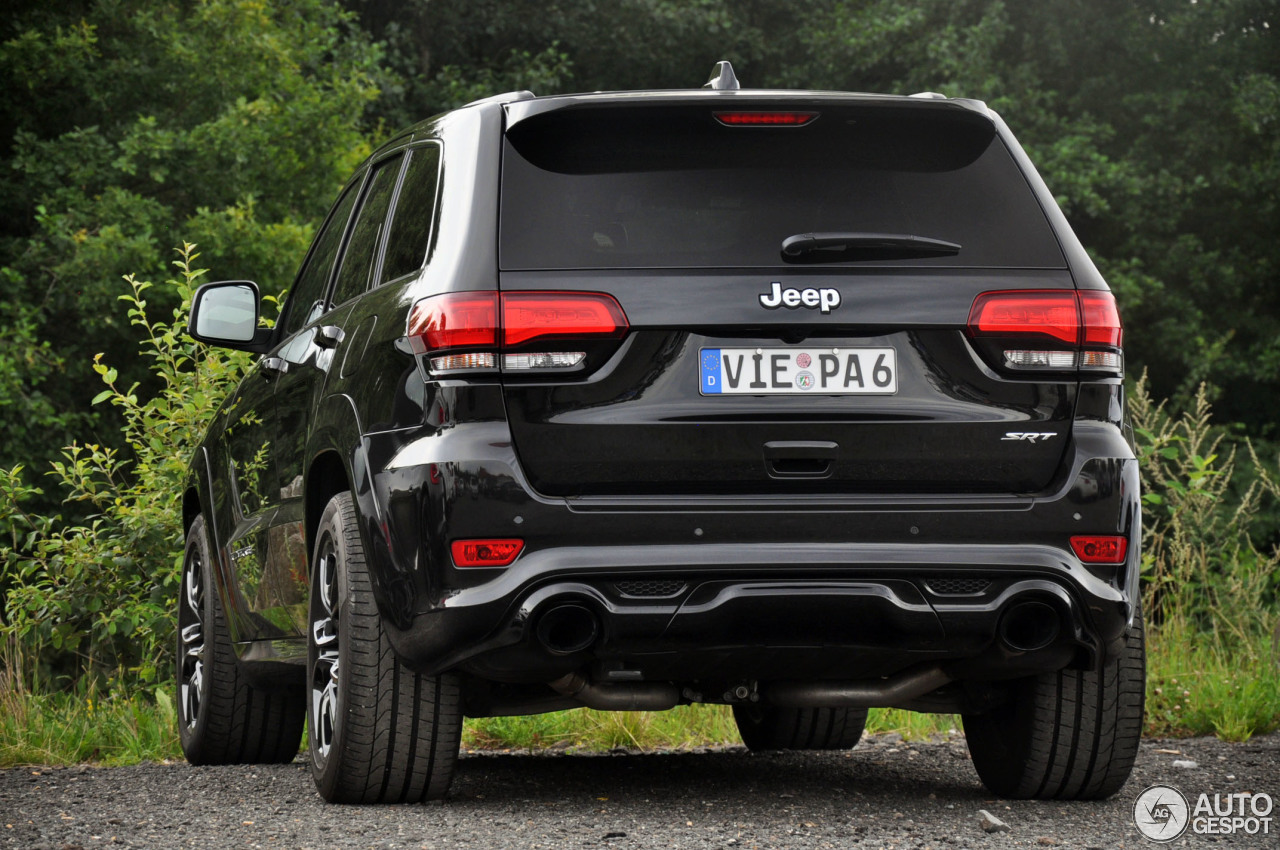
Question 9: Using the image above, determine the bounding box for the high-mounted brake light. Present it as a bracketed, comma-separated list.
[451, 538, 524, 568]
[713, 111, 818, 126]
[967, 290, 1123, 374]
[406, 291, 629, 374]
[1070, 535, 1128, 565]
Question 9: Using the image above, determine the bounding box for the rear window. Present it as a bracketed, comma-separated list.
[500, 103, 1065, 270]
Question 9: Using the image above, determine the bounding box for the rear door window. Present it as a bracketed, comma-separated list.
[381, 144, 442, 283]
[283, 181, 361, 335]
[331, 153, 405, 306]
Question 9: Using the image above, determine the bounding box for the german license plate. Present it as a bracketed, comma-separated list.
[699, 347, 897, 395]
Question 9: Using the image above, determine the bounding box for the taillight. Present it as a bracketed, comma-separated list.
[967, 290, 1123, 374]
[713, 111, 819, 126]
[1079, 291, 1122, 347]
[406, 292, 497, 352]
[968, 291, 1079, 344]
[1070, 535, 1128, 564]
[451, 538, 524, 568]
[406, 291, 629, 375]
[502, 292, 628, 347]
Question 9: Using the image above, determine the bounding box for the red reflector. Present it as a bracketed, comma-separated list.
[1070, 536, 1128, 564]
[968, 291, 1079, 345]
[714, 111, 818, 126]
[407, 292, 498, 351]
[1079, 291, 1123, 348]
[502, 292, 628, 348]
[451, 539, 524, 567]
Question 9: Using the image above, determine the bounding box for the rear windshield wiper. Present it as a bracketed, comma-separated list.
[781, 232, 961, 263]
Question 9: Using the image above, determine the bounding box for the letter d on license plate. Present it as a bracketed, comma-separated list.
[700, 348, 897, 395]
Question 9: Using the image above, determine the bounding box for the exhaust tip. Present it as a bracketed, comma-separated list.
[998, 601, 1061, 652]
[535, 604, 599, 655]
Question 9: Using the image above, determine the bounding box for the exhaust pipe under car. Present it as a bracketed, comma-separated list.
[549, 671, 682, 711]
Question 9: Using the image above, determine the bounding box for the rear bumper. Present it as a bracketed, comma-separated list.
[359, 413, 1141, 688]
[386, 545, 1127, 683]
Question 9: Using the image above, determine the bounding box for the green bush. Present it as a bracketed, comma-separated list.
[0, 245, 256, 687]
[1131, 373, 1280, 643]
[3, 264, 1278, 753]
[1130, 372, 1280, 739]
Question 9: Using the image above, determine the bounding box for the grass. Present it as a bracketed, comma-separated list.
[1, 633, 1276, 768]
[461, 705, 956, 752]
[0, 681, 180, 766]
[463, 703, 741, 751]
[1143, 618, 1280, 741]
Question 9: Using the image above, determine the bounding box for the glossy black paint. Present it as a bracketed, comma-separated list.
[183, 88, 1140, 716]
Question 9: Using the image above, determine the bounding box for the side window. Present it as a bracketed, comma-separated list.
[381, 143, 442, 283]
[283, 181, 361, 336]
[330, 153, 405, 308]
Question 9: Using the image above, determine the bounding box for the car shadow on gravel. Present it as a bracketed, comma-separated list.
[450, 741, 986, 805]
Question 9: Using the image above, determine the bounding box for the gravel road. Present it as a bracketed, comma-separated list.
[3, 732, 1277, 849]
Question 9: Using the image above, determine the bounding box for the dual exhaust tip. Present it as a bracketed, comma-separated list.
[535, 598, 1066, 657]
[535, 603, 600, 655]
[534, 597, 1070, 711]
[997, 600, 1062, 653]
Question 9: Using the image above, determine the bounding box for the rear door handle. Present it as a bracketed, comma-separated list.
[315, 325, 345, 349]
[261, 356, 289, 377]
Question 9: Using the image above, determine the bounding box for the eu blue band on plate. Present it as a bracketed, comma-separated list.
[701, 348, 722, 394]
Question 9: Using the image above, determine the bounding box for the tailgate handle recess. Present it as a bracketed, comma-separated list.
[763, 441, 837, 479]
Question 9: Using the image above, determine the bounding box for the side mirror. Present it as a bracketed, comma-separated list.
[188, 281, 273, 352]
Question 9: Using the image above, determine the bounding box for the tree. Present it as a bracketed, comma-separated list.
[0, 0, 383, 493]
[788, 0, 1279, 433]
[348, 0, 1278, 433]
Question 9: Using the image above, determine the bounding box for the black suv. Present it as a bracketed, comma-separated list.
[178, 63, 1143, 803]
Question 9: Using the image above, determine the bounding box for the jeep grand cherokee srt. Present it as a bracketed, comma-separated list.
[177, 62, 1144, 803]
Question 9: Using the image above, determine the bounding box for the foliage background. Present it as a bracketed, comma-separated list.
[2, 0, 1277, 492]
[0, 0, 1277, 754]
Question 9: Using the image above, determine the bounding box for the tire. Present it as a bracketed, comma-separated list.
[733, 704, 868, 751]
[177, 514, 305, 765]
[307, 492, 463, 803]
[962, 603, 1146, 800]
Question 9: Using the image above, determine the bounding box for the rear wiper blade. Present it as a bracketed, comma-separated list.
[780, 232, 961, 262]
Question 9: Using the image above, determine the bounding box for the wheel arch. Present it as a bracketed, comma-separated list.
[304, 393, 365, 576]
[183, 485, 202, 534]
[182, 446, 218, 542]
[306, 450, 352, 575]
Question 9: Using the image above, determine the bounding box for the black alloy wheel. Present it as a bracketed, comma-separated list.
[307, 492, 463, 803]
[177, 515, 305, 765]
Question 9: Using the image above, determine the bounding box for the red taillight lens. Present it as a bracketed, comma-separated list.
[713, 111, 819, 126]
[407, 290, 628, 361]
[1079, 291, 1122, 348]
[451, 538, 524, 567]
[406, 292, 498, 351]
[968, 291, 1080, 345]
[502, 292, 628, 347]
[1070, 535, 1128, 564]
[967, 289, 1124, 373]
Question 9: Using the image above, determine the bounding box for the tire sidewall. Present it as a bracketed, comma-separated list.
[177, 515, 212, 759]
[307, 496, 352, 797]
